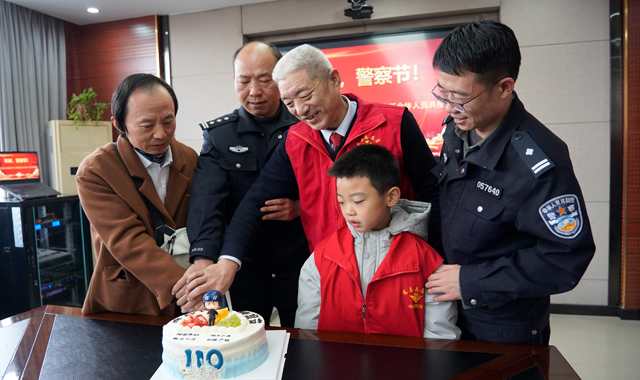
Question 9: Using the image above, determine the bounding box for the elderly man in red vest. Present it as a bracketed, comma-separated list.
[176, 44, 441, 308]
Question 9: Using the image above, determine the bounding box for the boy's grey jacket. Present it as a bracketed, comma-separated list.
[295, 199, 461, 339]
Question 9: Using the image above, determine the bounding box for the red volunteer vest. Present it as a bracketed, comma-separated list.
[315, 225, 443, 337]
[286, 93, 415, 252]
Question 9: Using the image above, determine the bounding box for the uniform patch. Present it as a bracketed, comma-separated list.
[229, 145, 249, 154]
[475, 180, 502, 199]
[539, 194, 583, 239]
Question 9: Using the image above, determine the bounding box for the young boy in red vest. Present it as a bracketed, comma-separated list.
[295, 145, 460, 338]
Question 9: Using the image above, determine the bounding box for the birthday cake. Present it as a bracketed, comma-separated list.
[162, 309, 268, 379]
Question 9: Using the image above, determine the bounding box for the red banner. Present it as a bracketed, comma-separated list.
[320, 38, 447, 156]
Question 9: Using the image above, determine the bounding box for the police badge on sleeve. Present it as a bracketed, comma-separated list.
[539, 194, 583, 239]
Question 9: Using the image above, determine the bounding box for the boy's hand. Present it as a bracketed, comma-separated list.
[260, 198, 300, 221]
[426, 264, 461, 302]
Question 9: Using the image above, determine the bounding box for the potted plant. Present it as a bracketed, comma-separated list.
[67, 88, 109, 128]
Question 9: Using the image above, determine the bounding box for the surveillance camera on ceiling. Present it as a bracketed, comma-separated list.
[344, 0, 373, 20]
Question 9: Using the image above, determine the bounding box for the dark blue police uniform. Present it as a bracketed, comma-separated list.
[187, 104, 309, 327]
[432, 93, 595, 344]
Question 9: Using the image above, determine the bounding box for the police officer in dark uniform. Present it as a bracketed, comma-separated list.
[425, 21, 595, 344]
[174, 42, 309, 327]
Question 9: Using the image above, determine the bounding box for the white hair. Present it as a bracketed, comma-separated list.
[272, 44, 333, 84]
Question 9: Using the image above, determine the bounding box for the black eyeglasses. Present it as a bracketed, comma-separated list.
[431, 77, 511, 113]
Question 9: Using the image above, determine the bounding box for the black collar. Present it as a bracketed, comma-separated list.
[236, 102, 298, 134]
[444, 92, 526, 170]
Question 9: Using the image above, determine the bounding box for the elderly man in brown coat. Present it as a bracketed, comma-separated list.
[77, 74, 198, 316]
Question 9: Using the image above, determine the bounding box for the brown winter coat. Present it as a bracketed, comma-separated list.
[77, 136, 197, 316]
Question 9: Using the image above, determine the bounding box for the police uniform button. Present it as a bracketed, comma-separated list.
[261, 133, 265, 136]
[278, 134, 283, 139]
[532, 330, 538, 335]
[455, 149, 460, 154]
[470, 299, 477, 306]
[477, 206, 483, 212]
[271, 273, 276, 278]
[461, 168, 465, 174]
[236, 163, 241, 168]
[515, 134, 522, 140]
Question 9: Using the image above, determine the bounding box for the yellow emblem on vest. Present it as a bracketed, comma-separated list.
[357, 134, 381, 146]
[403, 287, 424, 309]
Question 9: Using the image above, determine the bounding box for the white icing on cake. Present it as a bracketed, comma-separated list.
[162, 310, 268, 379]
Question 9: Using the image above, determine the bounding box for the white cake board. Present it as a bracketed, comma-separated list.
[151, 330, 290, 380]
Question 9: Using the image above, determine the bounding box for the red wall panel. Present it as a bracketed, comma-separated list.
[624, 0, 640, 309]
[65, 16, 159, 140]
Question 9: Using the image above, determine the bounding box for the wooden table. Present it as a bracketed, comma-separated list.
[0, 305, 580, 380]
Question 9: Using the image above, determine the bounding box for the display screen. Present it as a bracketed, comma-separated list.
[277, 28, 453, 156]
[0, 152, 40, 181]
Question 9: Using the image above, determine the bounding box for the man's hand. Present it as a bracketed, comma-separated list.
[426, 264, 462, 302]
[260, 198, 300, 221]
[173, 258, 213, 311]
[182, 259, 238, 313]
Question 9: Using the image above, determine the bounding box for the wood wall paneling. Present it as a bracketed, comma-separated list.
[65, 16, 159, 141]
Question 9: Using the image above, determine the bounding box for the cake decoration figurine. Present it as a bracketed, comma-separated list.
[178, 290, 230, 328]
[203, 290, 225, 326]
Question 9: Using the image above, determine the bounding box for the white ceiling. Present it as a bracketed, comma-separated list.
[6, 0, 277, 25]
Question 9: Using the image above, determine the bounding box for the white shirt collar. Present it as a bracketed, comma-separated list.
[133, 146, 173, 204]
[320, 95, 358, 143]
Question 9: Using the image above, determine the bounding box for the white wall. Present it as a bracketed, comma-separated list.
[169, 0, 611, 306]
[501, 0, 610, 306]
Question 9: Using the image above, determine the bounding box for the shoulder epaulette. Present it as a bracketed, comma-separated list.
[510, 131, 555, 178]
[199, 112, 238, 131]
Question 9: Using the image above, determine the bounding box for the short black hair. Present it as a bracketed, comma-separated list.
[111, 73, 178, 136]
[433, 20, 521, 85]
[232, 41, 282, 73]
[328, 145, 400, 195]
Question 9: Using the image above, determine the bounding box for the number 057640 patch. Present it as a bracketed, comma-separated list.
[538, 194, 583, 239]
